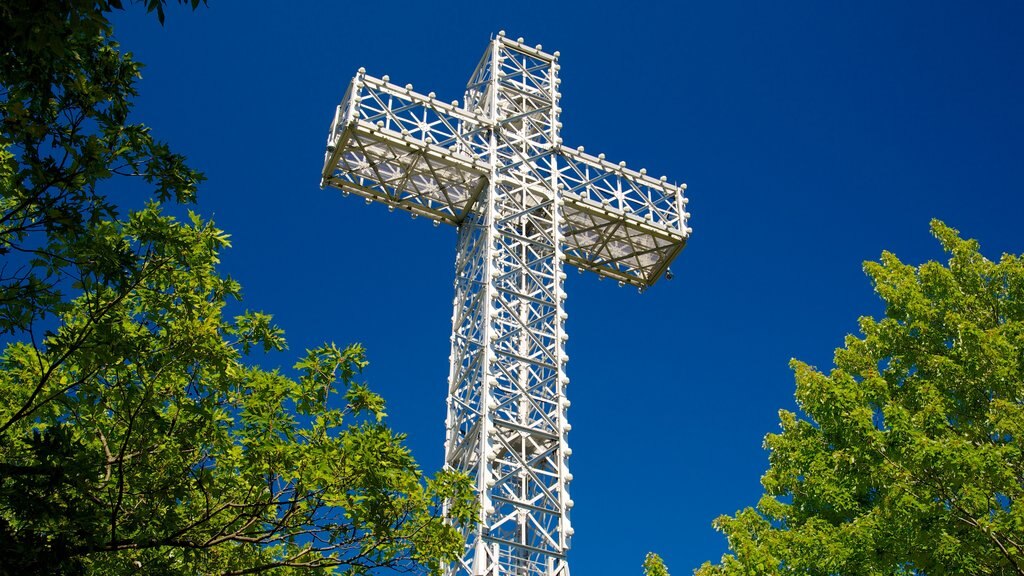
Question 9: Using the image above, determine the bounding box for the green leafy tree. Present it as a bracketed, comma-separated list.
[0, 2, 475, 574]
[0, 0, 205, 337]
[698, 221, 1024, 575]
[644, 552, 670, 576]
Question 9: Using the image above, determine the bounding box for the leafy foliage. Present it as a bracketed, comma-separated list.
[0, 2, 475, 574]
[0, 0, 206, 336]
[643, 552, 670, 576]
[698, 221, 1024, 575]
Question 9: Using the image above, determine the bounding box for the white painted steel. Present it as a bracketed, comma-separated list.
[321, 33, 690, 576]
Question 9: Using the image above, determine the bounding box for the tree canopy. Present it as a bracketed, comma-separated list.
[0, 1, 474, 574]
[643, 552, 670, 576]
[698, 221, 1024, 575]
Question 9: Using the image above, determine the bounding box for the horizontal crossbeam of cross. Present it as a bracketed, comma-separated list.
[322, 69, 691, 287]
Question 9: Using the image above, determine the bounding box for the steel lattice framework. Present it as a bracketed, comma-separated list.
[321, 33, 691, 576]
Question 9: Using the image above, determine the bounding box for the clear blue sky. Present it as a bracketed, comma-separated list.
[113, 1, 1024, 573]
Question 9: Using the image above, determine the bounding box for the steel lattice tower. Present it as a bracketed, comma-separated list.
[321, 33, 691, 576]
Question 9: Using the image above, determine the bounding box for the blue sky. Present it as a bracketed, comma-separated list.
[113, 1, 1024, 572]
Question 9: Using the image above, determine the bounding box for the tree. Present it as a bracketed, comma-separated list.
[644, 552, 670, 576]
[0, 2, 475, 574]
[697, 221, 1024, 575]
[0, 0, 205, 338]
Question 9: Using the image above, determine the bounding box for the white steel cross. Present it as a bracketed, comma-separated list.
[321, 32, 691, 576]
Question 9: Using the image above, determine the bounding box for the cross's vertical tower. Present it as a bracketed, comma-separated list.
[448, 39, 568, 576]
[321, 32, 691, 576]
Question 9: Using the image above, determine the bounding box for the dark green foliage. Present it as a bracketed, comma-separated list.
[0, 2, 476, 573]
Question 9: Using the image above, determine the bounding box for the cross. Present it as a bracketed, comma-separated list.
[321, 32, 691, 576]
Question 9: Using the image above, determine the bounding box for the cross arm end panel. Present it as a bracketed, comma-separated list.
[322, 72, 491, 226]
[556, 147, 692, 288]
